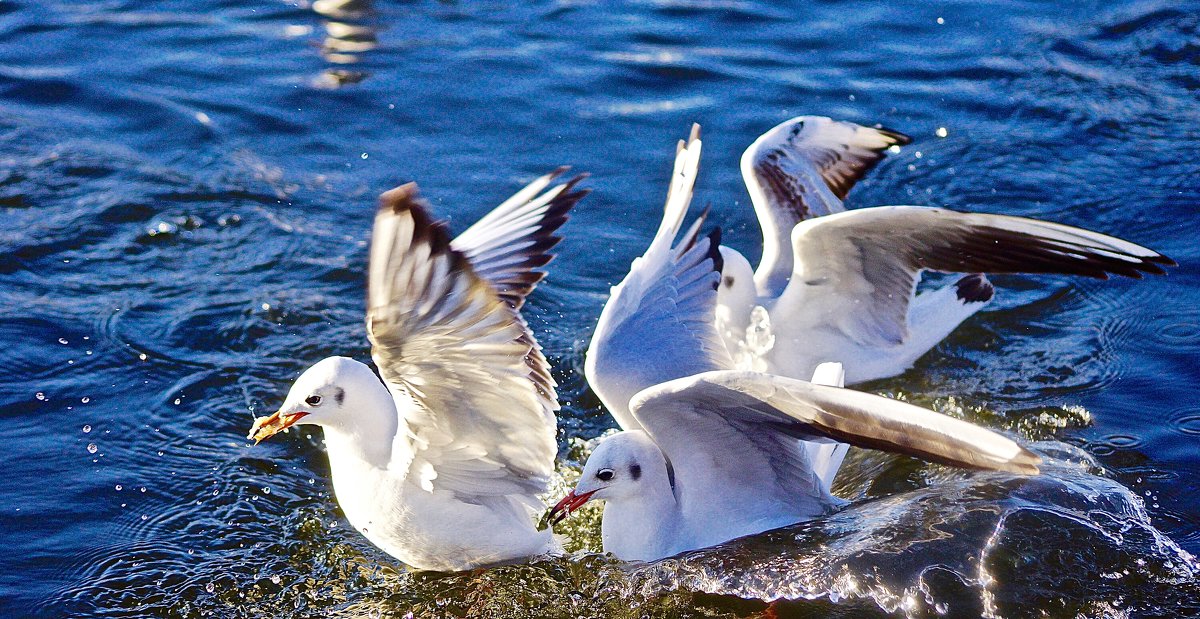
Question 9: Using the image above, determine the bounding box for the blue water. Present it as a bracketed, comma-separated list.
[1, 1, 1199, 617]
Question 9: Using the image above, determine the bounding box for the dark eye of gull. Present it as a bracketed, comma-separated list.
[597, 469, 614, 482]
[305, 395, 322, 407]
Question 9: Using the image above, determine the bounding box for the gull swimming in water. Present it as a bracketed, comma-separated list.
[715, 116, 1174, 383]
[249, 169, 588, 571]
[563, 127, 1041, 562]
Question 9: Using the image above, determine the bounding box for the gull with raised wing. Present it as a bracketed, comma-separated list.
[566, 127, 1040, 562]
[248, 169, 588, 571]
[716, 116, 1174, 382]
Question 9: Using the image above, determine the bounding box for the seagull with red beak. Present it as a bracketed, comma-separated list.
[563, 126, 1045, 562]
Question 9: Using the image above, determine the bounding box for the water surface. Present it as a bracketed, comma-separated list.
[1, 0, 1199, 616]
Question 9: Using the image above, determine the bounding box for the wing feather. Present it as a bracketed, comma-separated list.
[786, 205, 1174, 347]
[368, 180, 582, 501]
[452, 168, 589, 309]
[585, 128, 731, 430]
[629, 370, 1041, 527]
[743, 116, 910, 294]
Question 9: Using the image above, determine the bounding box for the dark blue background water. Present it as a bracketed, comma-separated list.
[2, 1, 1198, 617]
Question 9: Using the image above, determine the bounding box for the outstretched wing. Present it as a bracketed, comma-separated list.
[367, 177, 584, 502]
[451, 167, 588, 310]
[630, 370, 1041, 530]
[585, 126, 731, 430]
[783, 206, 1175, 347]
[742, 116, 909, 294]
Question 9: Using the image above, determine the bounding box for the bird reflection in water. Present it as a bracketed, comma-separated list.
[312, 0, 376, 88]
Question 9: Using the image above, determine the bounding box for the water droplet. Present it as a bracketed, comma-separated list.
[261, 302, 270, 311]
[936, 16, 945, 24]
[188, 549, 194, 555]
[83, 425, 91, 433]
[263, 487, 271, 495]
[58, 338, 68, 345]
[81, 397, 90, 404]
[157, 451, 164, 457]
[388, 103, 395, 109]
[361, 152, 368, 159]
[308, 478, 315, 485]
[888, 144, 902, 154]
[935, 127, 948, 138]
[141, 514, 148, 521]
[115, 484, 122, 491]
[206, 582, 216, 594]
[35, 392, 45, 401]
[212, 488, 219, 496]
[86, 443, 98, 454]
[271, 574, 281, 585]
[914, 150, 923, 159]
[139, 486, 147, 493]
[138, 353, 148, 361]
[173, 398, 181, 405]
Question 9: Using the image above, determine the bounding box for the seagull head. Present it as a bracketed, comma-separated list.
[247, 356, 379, 443]
[548, 431, 667, 525]
[715, 245, 757, 314]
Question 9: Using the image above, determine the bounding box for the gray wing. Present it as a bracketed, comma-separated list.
[451, 168, 588, 310]
[629, 370, 1041, 525]
[367, 182, 580, 501]
[784, 205, 1175, 347]
[584, 128, 732, 430]
[742, 116, 910, 294]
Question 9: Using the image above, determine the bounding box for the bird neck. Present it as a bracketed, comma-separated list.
[601, 484, 678, 562]
[321, 382, 399, 470]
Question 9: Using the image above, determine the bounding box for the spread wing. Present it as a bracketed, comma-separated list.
[584, 126, 731, 430]
[629, 370, 1041, 527]
[366, 177, 584, 502]
[742, 116, 910, 294]
[783, 206, 1175, 347]
[451, 167, 587, 310]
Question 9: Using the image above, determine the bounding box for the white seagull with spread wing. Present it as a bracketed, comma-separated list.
[249, 169, 587, 571]
[560, 128, 1042, 562]
[716, 116, 1173, 383]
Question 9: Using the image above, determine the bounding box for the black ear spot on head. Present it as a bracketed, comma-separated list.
[722, 275, 735, 288]
[333, 387, 345, 406]
[630, 464, 641, 481]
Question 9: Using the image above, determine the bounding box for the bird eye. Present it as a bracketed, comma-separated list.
[596, 469, 614, 482]
[305, 395, 322, 407]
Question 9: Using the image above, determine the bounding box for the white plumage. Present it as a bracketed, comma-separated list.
[716, 116, 1174, 384]
[564, 127, 1040, 562]
[250, 169, 587, 571]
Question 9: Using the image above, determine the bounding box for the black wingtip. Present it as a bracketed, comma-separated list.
[379, 182, 425, 214]
[875, 124, 913, 146]
[377, 182, 460, 262]
[955, 273, 994, 303]
[707, 226, 724, 283]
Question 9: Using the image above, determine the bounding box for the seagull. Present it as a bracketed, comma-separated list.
[715, 116, 1174, 383]
[566, 127, 1041, 562]
[248, 168, 588, 571]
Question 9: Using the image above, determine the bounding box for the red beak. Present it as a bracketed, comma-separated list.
[547, 489, 597, 526]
